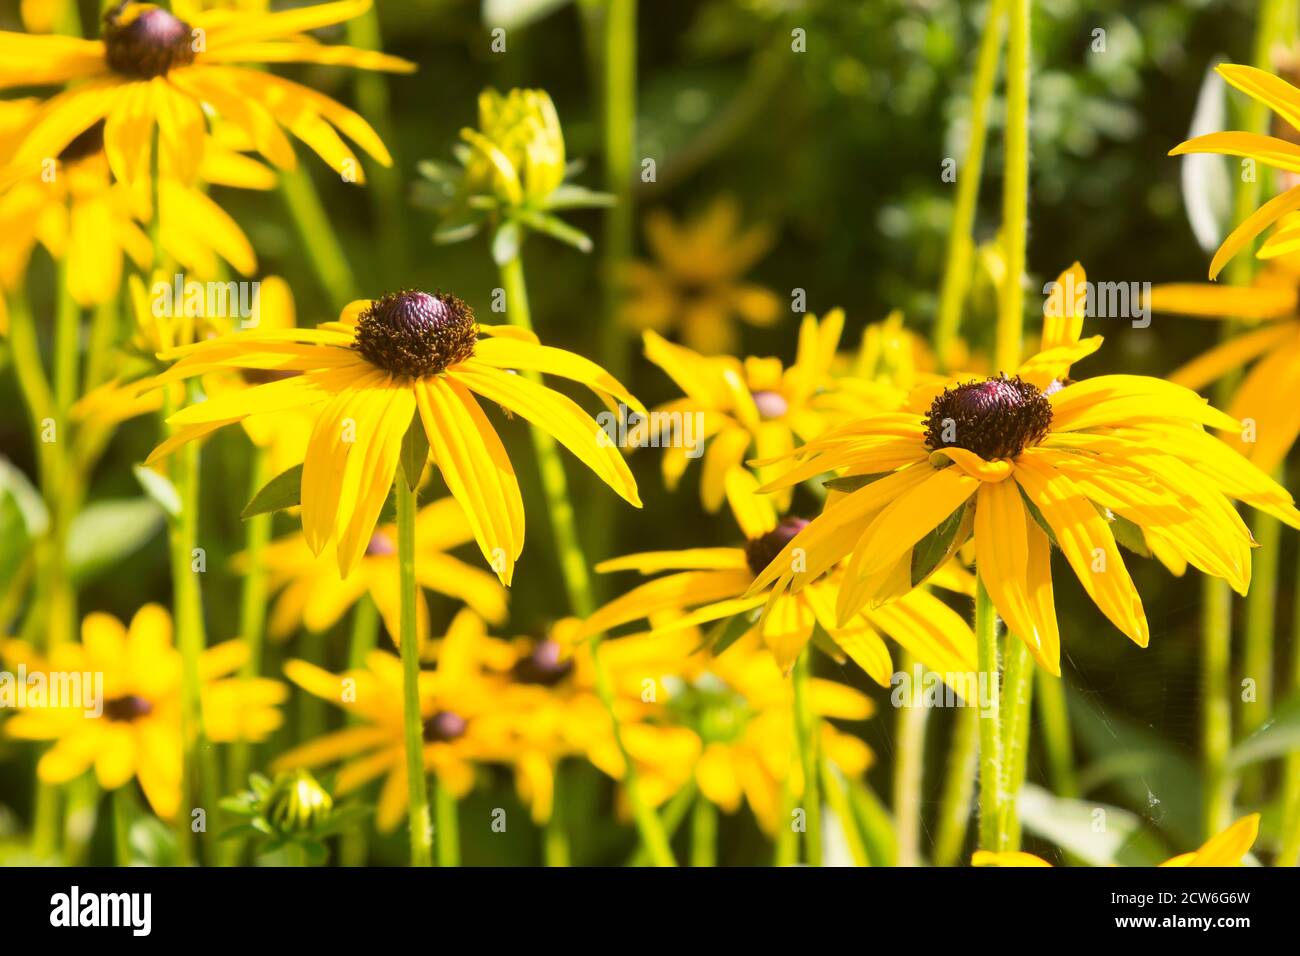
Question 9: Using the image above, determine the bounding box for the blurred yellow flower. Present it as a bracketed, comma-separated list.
[972, 813, 1260, 867]
[1149, 246, 1300, 474]
[642, 310, 845, 516]
[248, 496, 509, 647]
[2, 604, 285, 820]
[624, 197, 782, 354]
[581, 474, 976, 679]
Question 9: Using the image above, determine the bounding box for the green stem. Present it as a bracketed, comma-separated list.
[1035, 668, 1078, 798]
[1278, 554, 1300, 866]
[53, 258, 80, 417]
[340, 596, 381, 868]
[83, 295, 118, 394]
[893, 651, 929, 866]
[226, 447, 272, 795]
[434, 782, 460, 867]
[498, 248, 674, 865]
[544, 763, 571, 867]
[627, 781, 694, 866]
[975, 576, 1004, 851]
[1239, 478, 1279, 806]
[791, 648, 822, 866]
[1240, 478, 1280, 720]
[280, 165, 359, 311]
[996, 0, 1028, 372]
[933, 0, 1006, 367]
[395, 467, 433, 867]
[346, 3, 407, 284]
[113, 788, 133, 866]
[497, 252, 595, 613]
[820, 761, 870, 867]
[600, 0, 637, 385]
[999, 637, 1034, 850]
[1201, 577, 1234, 838]
[932, 706, 979, 866]
[774, 772, 799, 866]
[166, 381, 214, 865]
[690, 795, 717, 867]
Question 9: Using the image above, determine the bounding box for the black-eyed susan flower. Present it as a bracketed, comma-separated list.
[2, 605, 285, 819]
[623, 197, 782, 354]
[250, 496, 508, 647]
[972, 813, 1260, 867]
[748, 265, 1300, 675]
[643, 310, 848, 515]
[579, 469, 977, 680]
[144, 289, 642, 581]
[1169, 64, 1300, 278]
[0, 106, 265, 306]
[0, 0, 414, 186]
[272, 611, 526, 832]
[1148, 249, 1300, 473]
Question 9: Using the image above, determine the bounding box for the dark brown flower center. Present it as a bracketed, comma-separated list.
[511, 640, 573, 687]
[103, 694, 153, 722]
[745, 517, 809, 577]
[104, 3, 196, 79]
[353, 290, 478, 378]
[59, 121, 106, 164]
[923, 374, 1052, 462]
[422, 710, 468, 743]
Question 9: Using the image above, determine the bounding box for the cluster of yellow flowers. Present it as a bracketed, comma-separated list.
[1, 1, 1296, 869]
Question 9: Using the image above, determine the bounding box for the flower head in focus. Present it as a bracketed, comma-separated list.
[748, 265, 1300, 675]
[0, 0, 414, 188]
[145, 289, 642, 582]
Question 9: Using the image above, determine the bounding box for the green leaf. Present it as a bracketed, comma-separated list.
[0, 457, 48, 536]
[132, 464, 181, 518]
[542, 184, 616, 210]
[242, 464, 303, 518]
[704, 610, 754, 657]
[1018, 784, 1170, 866]
[1228, 694, 1300, 769]
[433, 208, 486, 244]
[1097, 505, 1150, 558]
[482, 0, 573, 30]
[66, 499, 165, 583]
[491, 219, 522, 266]
[399, 413, 428, 491]
[516, 209, 593, 252]
[910, 499, 969, 585]
[821, 472, 887, 494]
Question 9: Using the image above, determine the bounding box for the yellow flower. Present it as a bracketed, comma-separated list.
[0, 0, 414, 187]
[580, 469, 976, 679]
[642, 310, 846, 516]
[461, 87, 566, 208]
[73, 276, 314, 478]
[273, 611, 527, 832]
[1169, 64, 1300, 278]
[685, 641, 873, 835]
[474, 618, 702, 822]
[749, 264, 1300, 675]
[972, 813, 1260, 867]
[250, 496, 509, 647]
[2, 605, 285, 820]
[146, 289, 643, 582]
[0, 102, 266, 307]
[623, 197, 782, 354]
[1149, 249, 1300, 473]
